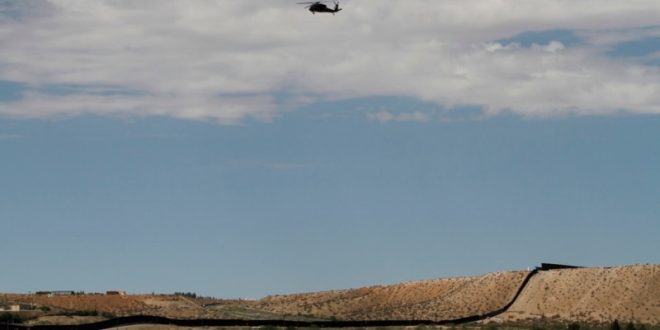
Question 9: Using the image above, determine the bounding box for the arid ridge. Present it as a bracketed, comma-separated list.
[0, 263, 585, 329]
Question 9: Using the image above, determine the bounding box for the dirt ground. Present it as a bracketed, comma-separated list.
[2, 264, 658, 325]
[253, 264, 659, 324]
[254, 271, 528, 320]
[496, 264, 660, 324]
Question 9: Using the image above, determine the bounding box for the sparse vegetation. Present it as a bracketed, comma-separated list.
[485, 323, 499, 330]
[259, 325, 279, 330]
[1, 264, 658, 327]
[68, 310, 99, 316]
[175, 292, 198, 299]
[568, 322, 581, 330]
[255, 271, 529, 321]
[0, 312, 24, 324]
[101, 311, 116, 318]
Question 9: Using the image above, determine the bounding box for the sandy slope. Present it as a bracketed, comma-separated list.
[3, 264, 658, 325]
[497, 264, 660, 324]
[254, 271, 528, 320]
[2, 294, 148, 314]
[254, 264, 659, 324]
[1, 294, 211, 319]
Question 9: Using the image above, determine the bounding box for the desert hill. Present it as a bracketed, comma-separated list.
[2, 264, 658, 326]
[498, 264, 660, 324]
[253, 264, 659, 324]
[255, 271, 527, 320]
[0, 294, 209, 320]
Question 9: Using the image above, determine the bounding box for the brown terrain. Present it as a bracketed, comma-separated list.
[2, 264, 658, 326]
[254, 264, 660, 324]
[498, 264, 660, 324]
[254, 271, 527, 320]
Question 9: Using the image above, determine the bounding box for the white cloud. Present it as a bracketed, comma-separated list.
[368, 111, 432, 123]
[539, 41, 566, 53]
[0, 91, 276, 122]
[1, 0, 659, 122]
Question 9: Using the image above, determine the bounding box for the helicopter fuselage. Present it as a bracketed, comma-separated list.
[308, 3, 342, 14]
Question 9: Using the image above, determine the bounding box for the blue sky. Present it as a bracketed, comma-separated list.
[1, 1, 660, 298]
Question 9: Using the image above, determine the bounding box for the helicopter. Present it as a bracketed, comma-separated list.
[297, 1, 342, 15]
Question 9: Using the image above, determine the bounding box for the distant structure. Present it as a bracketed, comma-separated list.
[106, 290, 127, 296]
[0, 304, 34, 312]
[20, 303, 35, 311]
[0, 305, 20, 312]
[35, 291, 75, 297]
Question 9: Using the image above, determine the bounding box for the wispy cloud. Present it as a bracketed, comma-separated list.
[1, 0, 659, 122]
[368, 111, 432, 124]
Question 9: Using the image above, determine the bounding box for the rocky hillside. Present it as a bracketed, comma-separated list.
[254, 264, 659, 324]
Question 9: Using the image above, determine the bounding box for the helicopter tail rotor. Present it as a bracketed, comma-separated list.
[334, 1, 342, 12]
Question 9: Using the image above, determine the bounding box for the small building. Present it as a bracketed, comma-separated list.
[19, 303, 36, 311]
[0, 303, 36, 312]
[106, 290, 127, 296]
